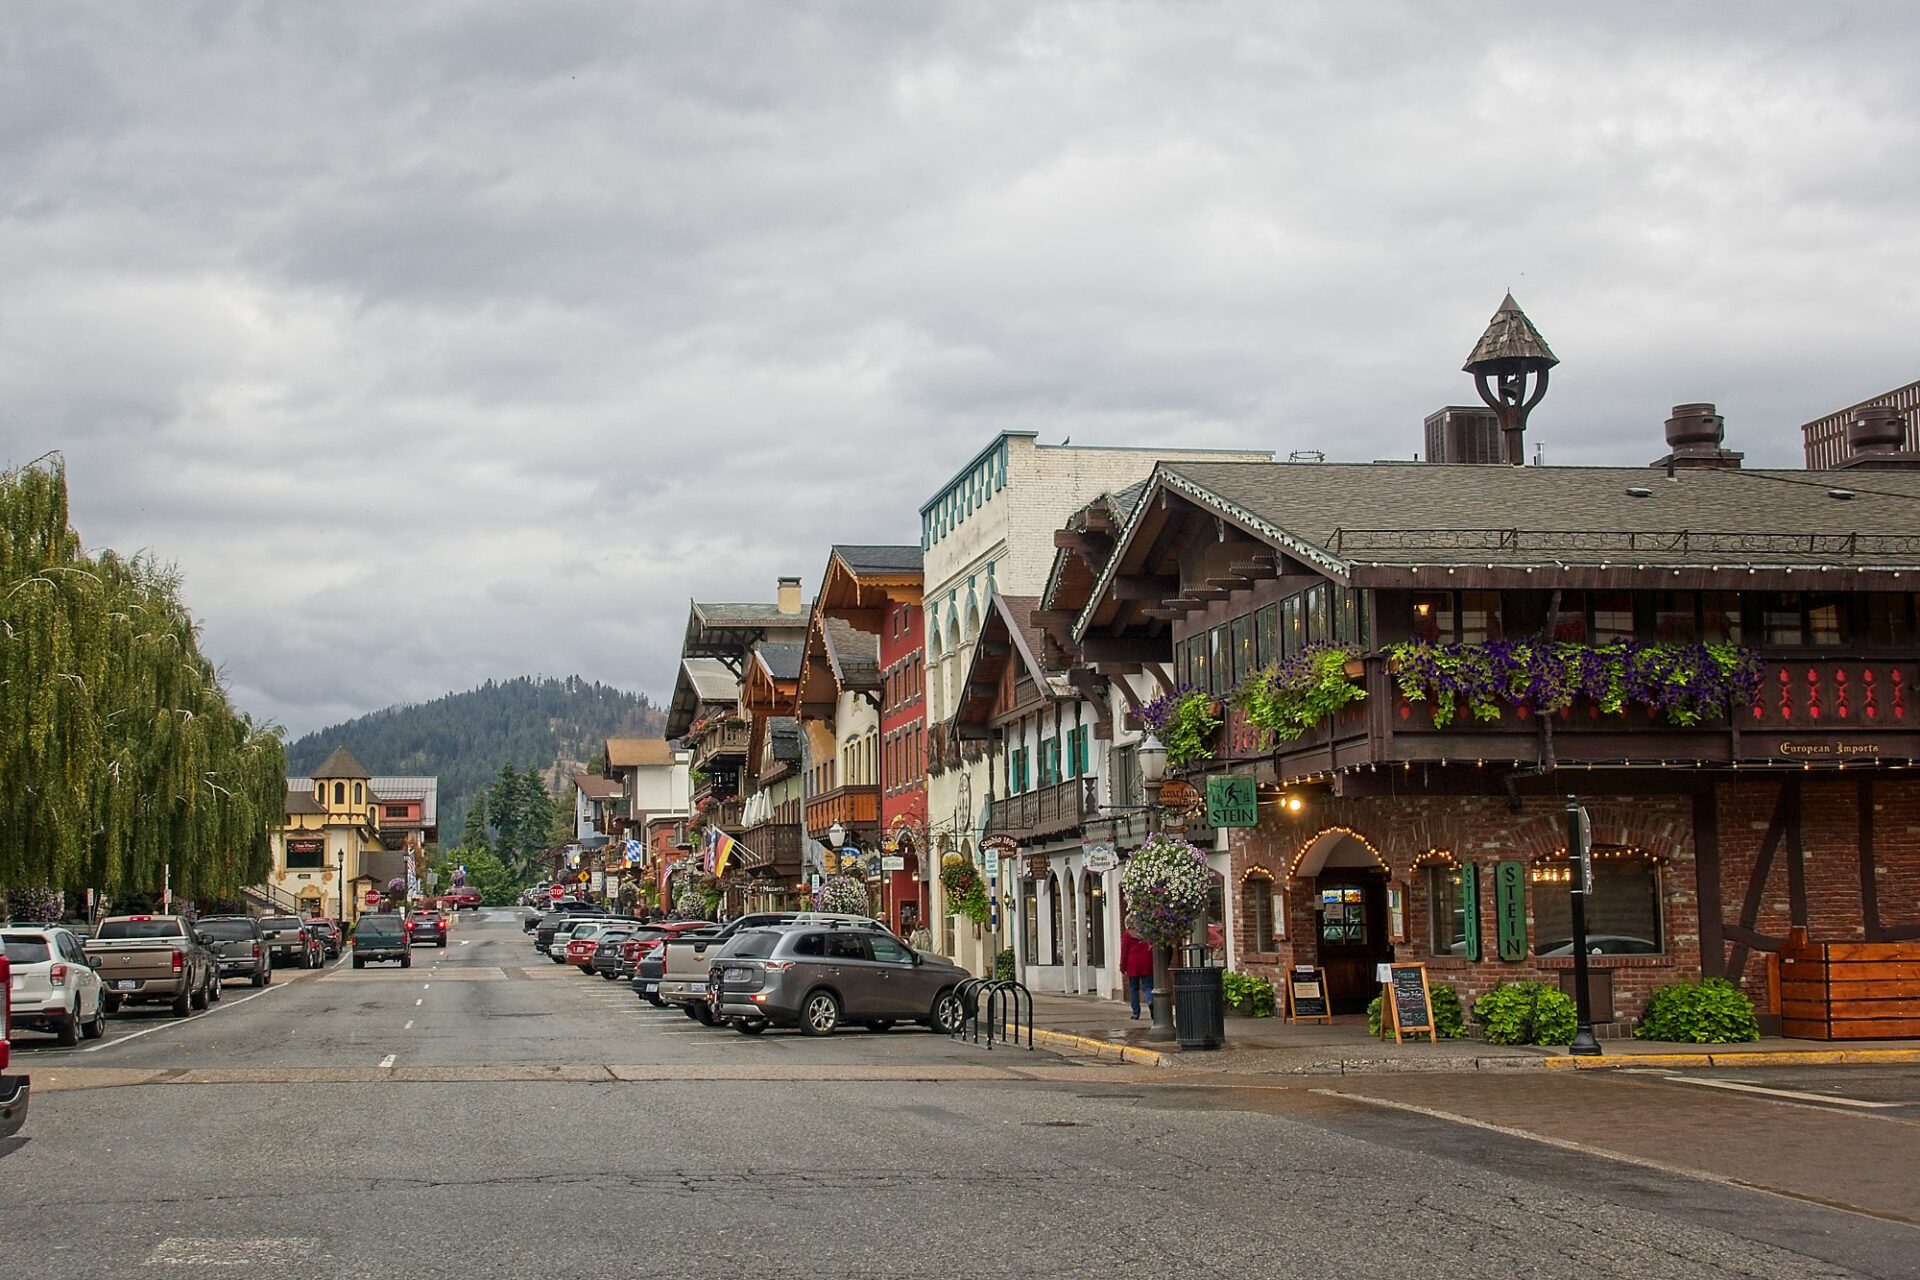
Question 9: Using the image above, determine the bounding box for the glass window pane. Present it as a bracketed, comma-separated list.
[1654, 592, 1697, 642]
[1306, 585, 1330, 647]
[1209, 626, 1229, 695]
[1592, 592, 1634, 643]
[1281, 596, 1303, 658]
[1459, 592, 1503, 644]
[1427, 867, 1466, 955]
[1531, 858, 1663, 956]
[1867, 595, 1914, 647]
[1188, 634, 1208, 691]
[1807, 594, 1848, 647]
[1550, 591, 1589, 642]
[1703, 592, 1742, 644]
[1231, 616, 1254, 687]
[1411, 593, 1450, 644]
[1763, 593, 1804, 646]
[1255, 605, 1278, 667]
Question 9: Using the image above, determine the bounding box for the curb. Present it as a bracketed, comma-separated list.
[1542, 1047, 1920, 1070]
[1026, 1027, 1171, 1068]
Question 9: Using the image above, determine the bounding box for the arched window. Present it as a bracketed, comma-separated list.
[333, 782, 345, 806]
[1083, 870, 1107, 966]
[353, 783, 364, 806]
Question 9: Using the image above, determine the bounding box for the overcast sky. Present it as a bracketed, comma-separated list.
[4, 3, 1917, 736]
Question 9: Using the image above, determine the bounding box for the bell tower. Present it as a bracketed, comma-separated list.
[1463, 293, 1558, 466]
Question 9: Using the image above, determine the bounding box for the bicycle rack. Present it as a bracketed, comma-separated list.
[950, 977, 989, 1043]
[982, 979, 1033, 1050]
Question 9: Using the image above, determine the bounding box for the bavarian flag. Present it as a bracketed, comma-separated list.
[711, 830, 738, 878]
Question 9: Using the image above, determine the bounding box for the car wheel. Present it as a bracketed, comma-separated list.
[437, 940, 447, 948]
[190, 981, 209, 1011]
[352, 957, 365, 970]
[208, 978, 222, 1003]
[862, 1020, 895, 1033]
[103, 994, 123, 1015]
[645, 995, 664, 1008]
[733, 1019, 768, 1036]
[56, 1001, 82, 1046]
[82, 995, 107, 1040]
[600, 971, 618, 982]
[930, 988, 965, 1034]
[800, 989, 842, 1037]
[254, 969, 270, 987]
[689, 1002, 718, 1027]
[173, 988, 193, 1017]
[401, 954, 413, 969]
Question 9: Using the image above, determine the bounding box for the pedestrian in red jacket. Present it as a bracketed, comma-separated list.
[1120, 927, 1155, 1020]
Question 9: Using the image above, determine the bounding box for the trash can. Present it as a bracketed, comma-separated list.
[1172, 954, 1225, 1051]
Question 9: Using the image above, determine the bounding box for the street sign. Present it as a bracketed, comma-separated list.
[362, 890, 381, 907]
[981, 834, 1020, 858]
[1494, 860, 1527, 961]
[576, 870, 590, 884]
[1205, 775, 1258, 828]
[1569, 803, 1594, 895]
[548, 884, 565, 902]
[1157, 779, 1203, 813]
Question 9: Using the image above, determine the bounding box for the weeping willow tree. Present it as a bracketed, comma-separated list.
[0, 456, 286, 903]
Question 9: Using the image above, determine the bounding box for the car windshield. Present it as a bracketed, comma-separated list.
[97, 919, 186, 939]
[199, 920, 257, 940]
[2, 935, 53, 964]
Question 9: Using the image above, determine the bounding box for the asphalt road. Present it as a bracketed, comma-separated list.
[4, 911, 1917, 1279]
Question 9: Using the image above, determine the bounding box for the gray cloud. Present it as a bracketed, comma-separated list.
[4, 2, 1918, 734]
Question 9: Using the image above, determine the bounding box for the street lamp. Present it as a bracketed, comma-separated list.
[826, 822, 847, 876]
[1135, 734, 1178, 1042]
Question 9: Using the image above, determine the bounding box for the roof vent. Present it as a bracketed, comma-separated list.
[1847, 405, 1906, 456]
[1828, 488, 1856, 501]
[1624, 486, 1652, 498]
[1650, 402, 1743, 471]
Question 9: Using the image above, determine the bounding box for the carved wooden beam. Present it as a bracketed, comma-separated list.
[1112, 575, 1179, 601]
[1052, 530, 1113, 555]
[1229, 556, 1280, 580]
[1206, 574, 1252, 592]
[1185, 585, 1229, 603]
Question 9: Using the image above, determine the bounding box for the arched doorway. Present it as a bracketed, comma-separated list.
[1292, 829, 1392, 1012]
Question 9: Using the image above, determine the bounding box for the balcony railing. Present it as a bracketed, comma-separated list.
[805, 784, 881, 838]
[704, 797, 746, 831]
[990, 778, 1098, 840]
[692, 719, 751, 766]
[734, 821, 804, 878]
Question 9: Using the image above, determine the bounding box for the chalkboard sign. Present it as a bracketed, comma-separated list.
[1286, 966, 1332, 1024]
[1386, 963, 1436, 1044]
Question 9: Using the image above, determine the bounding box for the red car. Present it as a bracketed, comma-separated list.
[407, 912, 448, 948]
[562, 933, 604, 970]
[1, 952, 27, 1137]
[444, 888, 482, 910]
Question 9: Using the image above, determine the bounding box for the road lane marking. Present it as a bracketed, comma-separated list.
[63, 980, 292, 1055]
[415, 998, 423, 1006]
[378, 1054, 396, 1068]
[422, 983, 431, 989]
[403, 1020, 414, 1030]
[1660, 1075, 1904, 1109]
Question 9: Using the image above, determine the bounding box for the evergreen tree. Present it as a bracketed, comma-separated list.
[460, 791, 490, 850]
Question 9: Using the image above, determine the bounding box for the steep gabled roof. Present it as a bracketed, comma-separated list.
[831, 544, 923, 576]
[573, 771, 623, 801]
[312, 746, 370, 780]
[820, 617, 880, 691]
[606, 738, 676, 769]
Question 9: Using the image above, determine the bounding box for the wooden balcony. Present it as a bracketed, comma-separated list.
[990, 778, 1098, 841]
[691, 719, 751, 767]
[805, 785, 881, 839]
[734, 821, 804, 879]
[705, 797, 746, 831]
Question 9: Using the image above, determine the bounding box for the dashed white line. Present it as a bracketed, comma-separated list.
[415, 998, 423, 1006]
[422, 983, 431, 990]
[403, 1020, 414, 1030]
[378, 1053, 396, 1069]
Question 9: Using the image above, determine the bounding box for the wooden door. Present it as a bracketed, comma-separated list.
[1314, 873, 1390, 1013]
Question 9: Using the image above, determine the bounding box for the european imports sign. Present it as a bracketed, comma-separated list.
[1205, 775, 1259, 828]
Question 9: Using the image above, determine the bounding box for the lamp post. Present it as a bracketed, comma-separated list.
[1136, 734, 1177, 1042]
[335, 848, 345, 923]
[826, 822, 847, 876]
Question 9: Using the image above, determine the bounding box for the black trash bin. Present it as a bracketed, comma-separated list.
[1172, 960, 1225, 1051]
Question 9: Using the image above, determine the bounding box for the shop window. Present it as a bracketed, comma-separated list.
[1550, 592, 1589, 642]
[1653, 591, 1697, 642]
[1231, 616, 1254, 688]
[1591, 592, 1634, 644]
[1807, 593, 1849, 647]
[1333, 586, 1366, 647]
[1305, 584, 1331, 647]
[286, 842, 325, 870]
[1022, 880, 1040, 965]
[1318, 886, 1367, 944]
[1255, 604, 1279, 667]
[1459, 592, 1503, 644]
[1282, 595, 1304, 657]
[1209, 626, 1230, 696]
[1410, 594, 1451, 644]
[1762, 593, 1805, 647]
[1530, 852, 1664, 957]
[1703, 592, 1742, 644]
[1427, 866, 1469, 956]
[1243, 874, 1277, 952]
[1868, 595, 1916, 647]
[1172, 638, 1187, 685]
[1187, 633, 1209, 692]
[1083, 872, 1106, 967]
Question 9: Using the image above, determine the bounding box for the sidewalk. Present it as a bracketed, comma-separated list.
[1017, 992, 1920, 1074]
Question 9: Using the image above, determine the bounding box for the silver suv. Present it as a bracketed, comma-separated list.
[709, 924, 969, 1037]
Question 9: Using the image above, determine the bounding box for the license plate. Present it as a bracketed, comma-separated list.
[114, 979, 139, 991]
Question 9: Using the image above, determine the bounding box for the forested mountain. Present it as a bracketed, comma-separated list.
[285, 676, 665, 844]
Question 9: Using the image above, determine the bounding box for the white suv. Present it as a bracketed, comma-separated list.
[2, 926, 107, 1046]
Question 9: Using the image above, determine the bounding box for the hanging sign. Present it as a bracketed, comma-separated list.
[1082, 845, 1119, 874]
[1025, 854, 1051, 878]
[1385, 963, 1437, 1044]
[1205, 775, 1259, 828]
[1494, 860, 1528, 961]
[1286, 965, 1332, 1024]
[1458, 863, 1482, 962]
[981, 834, 1020, 858]
[1156, 779, 1203, 812]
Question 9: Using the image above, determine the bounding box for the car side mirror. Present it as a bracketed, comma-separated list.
[88, 956, 104, 970]
[196, 932, 212, 946]
[910, 951, 923, 966]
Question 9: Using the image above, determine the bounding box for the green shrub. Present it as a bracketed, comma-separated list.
[992, 948, 1016, 981]
[1634, 977, 1759, 1043]
[1220, 971, 1276, 1018]
[1366, 983, 1467, 1039]
[1471, 981, 1577, 1046]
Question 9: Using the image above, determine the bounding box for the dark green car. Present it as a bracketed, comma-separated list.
[351, 913, 413, 969]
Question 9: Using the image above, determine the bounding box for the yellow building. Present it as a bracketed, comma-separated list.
[266, 746, 410, 923]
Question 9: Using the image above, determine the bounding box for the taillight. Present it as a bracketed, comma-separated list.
[49, 962, 69, 987]
[763, 961, 793, 973]
[170, 949, 184, 973]
[252, 943, 261, 958]
[1, 955, 11, 1071]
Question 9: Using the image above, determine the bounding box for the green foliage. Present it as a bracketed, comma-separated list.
[1232, 645, 1366, 741]
[1472, 981, 1578, 1046]
[992, 947, 1016, 981]
[1161, 690, 1221, 769]
[284, 674, 662, 853]
[437, 844, 520, 906]
[0, 458, 286, 901]
[1634, 977, 1760, 1044]
[1221, 970, 1276, 1018]
[1367, 984, 1468, 1039]
[480, 763, 560, 877]
[940, 855, 990, 925]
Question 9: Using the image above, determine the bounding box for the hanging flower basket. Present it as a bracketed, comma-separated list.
[813, 875, 870, 916]
[1231, 644, 1368, 742]
[1138, 686, 1222, 769]
[1119, 835, 1213, 949]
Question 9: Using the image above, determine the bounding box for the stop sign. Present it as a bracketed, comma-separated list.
[548, 883, 565, 902]
[362, 890, 381, 907]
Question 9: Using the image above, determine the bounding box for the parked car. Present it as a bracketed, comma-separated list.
[617, 922, 708, 984]
[259, 915, 321, 969]
[304, 918, 344, 960]
[84, 915, 220, 1016]
[559, 922, 625, 969]
[585, 927, 639, 977]
[444, 888, 482, 911]
[0, 951, 28, 1137]
[536, 913, 625, 955]
[659, 913, 885, 1025]
[2, 927, 107, 1044]
[351, 913, 412, 968]
[408, 912, 449, 948]
[709, 924, 969, 1036]
[196, 916, 271, 987]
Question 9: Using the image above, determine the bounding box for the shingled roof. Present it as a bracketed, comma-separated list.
[831, 544, 924, 576]
[606, 738, 676, 769]
[821, 617, 881, 691]
[1463, 292, 1558, 372]
[755, 643, 807, 683]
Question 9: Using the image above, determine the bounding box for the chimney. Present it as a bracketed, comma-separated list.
[1835, 404, 1920, 470]
[777, 576, 803, 615]
[1423, 407, 1503, 463]
[1649, 403, 1743, 470]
